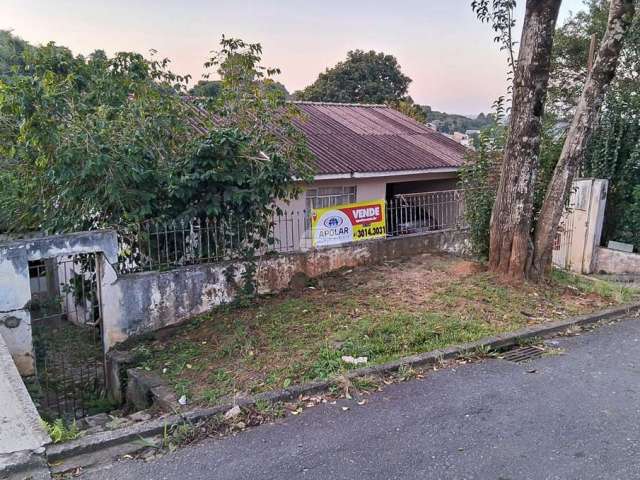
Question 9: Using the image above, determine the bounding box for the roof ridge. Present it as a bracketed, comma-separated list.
[289, 100, 388, 108]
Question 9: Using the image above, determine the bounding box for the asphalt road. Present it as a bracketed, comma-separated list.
[85, 315, 640, 480]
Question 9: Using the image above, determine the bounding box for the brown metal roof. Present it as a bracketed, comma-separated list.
[291, 102, 468, 175]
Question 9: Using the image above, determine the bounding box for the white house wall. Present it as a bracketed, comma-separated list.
[277, 171, 460, 213]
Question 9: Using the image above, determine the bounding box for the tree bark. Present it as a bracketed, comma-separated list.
[529, 0, 636, 281]
[488, 0, 562, 281]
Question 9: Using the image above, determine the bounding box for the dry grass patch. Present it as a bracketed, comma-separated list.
[125, 253, 636, 406]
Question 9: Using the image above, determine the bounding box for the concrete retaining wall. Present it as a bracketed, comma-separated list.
[0, 333, 49, 466]
[594, 247, 640, 275]
[101, 230, 469, 348]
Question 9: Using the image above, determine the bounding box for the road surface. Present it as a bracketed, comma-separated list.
[85, 315, 640, 480]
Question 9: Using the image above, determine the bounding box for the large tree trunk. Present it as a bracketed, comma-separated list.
[488, 0, 562, 281]
[529, 0, 636, 281]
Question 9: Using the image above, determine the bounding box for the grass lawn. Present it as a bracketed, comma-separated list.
[124, 253, 636, 407]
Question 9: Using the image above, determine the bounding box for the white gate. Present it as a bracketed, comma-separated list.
[552, 179, 608, 274]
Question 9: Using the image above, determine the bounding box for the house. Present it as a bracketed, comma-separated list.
[186, 97, 469, 248]
[284, 101, 468, 213]
[271, 101, 469, 250]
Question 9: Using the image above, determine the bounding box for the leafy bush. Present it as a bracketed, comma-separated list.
[0, 35, 312, 234]
[458, 99, 506, 259]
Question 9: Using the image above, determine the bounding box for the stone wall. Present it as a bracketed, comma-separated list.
[101, 230, 469, 348]
[594, 247, 640, 275]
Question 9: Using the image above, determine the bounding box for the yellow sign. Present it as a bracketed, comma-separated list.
[311, 199, 386, 247]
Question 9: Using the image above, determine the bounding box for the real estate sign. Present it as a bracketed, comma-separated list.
[311, 199, 386, 247]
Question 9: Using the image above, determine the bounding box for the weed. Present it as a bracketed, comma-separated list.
[306, 347, 343, 380]
[351, 376, 380, 392]
[253, 399, 285, 418]
[201, 387, 227, 405]
[396, 364, 418, 381]
[173, 379, 193, 398]
[542, 347, 566, 357]
[516, 336, 543, 348]
[41, 418, 82, 444]
[208, 368, 232, 385]
[552, 270, 637, 303]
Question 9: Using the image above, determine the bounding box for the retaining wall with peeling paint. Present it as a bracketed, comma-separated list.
[101, 230, 469, 348]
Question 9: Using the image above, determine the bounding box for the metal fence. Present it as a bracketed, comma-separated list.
[386, 189, 465, 236]
[116, 215, 314, 274]
[28, 253, 107, 420]
[116, 189, 466, 274]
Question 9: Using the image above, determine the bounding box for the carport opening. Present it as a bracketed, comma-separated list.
[385, 179, 462, 236]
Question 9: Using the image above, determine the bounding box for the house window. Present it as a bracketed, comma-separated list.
[305, 186, 357, 210]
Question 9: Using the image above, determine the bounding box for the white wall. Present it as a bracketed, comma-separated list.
[278, 171, 460, 213]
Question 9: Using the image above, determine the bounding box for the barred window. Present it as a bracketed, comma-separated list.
[305, 186, 357, 210]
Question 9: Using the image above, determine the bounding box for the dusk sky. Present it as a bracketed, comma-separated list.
[2, 0, 585, 115]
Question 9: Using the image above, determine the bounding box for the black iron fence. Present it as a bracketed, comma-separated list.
[28, 253, 107, 420]
[116, 189, 466, 274]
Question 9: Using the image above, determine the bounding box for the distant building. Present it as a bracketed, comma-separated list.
[448, 131, 475, 149]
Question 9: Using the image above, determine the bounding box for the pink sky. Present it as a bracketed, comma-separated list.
[1, 0, 585, 115]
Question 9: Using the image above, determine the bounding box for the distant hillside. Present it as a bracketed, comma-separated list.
[422, 106, 494, 134]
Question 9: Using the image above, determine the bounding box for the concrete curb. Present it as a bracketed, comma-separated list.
[46, 302, 640, 464]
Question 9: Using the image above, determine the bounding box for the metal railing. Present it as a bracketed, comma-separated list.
[386, 189, 465, 236]
[116, 189, 465, 274]
[116, 214, 314, 274]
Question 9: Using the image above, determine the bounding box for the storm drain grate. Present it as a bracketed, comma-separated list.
[502, 345, 545, 363]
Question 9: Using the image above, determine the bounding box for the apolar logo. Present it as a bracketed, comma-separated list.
[314, 211, 352, 246]
[323, 216, 344, 228]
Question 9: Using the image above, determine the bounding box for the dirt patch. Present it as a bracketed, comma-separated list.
[447, 260, 486, 278]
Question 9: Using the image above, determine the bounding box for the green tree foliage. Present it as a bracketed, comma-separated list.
[458, 99, 507, 258]
[424, 106, 495, 134]
[550, 0, 640, 249]
[295, 49, 411, 104]
[0, 30, 31, 77]
[0, 35, 312, 234]
[189, 79, 221, 98]
[189, 78, 290, 100]
[0, 44, 194, 232]
[548, 0, 611, 116]
[388, 98, 427, 123]
[583, 86, 640, 248]
[172, 37, 312, 224]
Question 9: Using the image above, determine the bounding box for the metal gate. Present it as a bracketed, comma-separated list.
[552, 210, 575, 270]
[27, 252, 107, 420]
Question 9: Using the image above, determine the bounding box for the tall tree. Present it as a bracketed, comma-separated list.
[476, 0, 635, 281]
[485, 0, 563, 280]
[0, 30, 30, 77]
[295, 49, 411, 104]
[550, 0, 640, 250]
[0, 37, 312, 233]
[530, 0, 636, 279]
